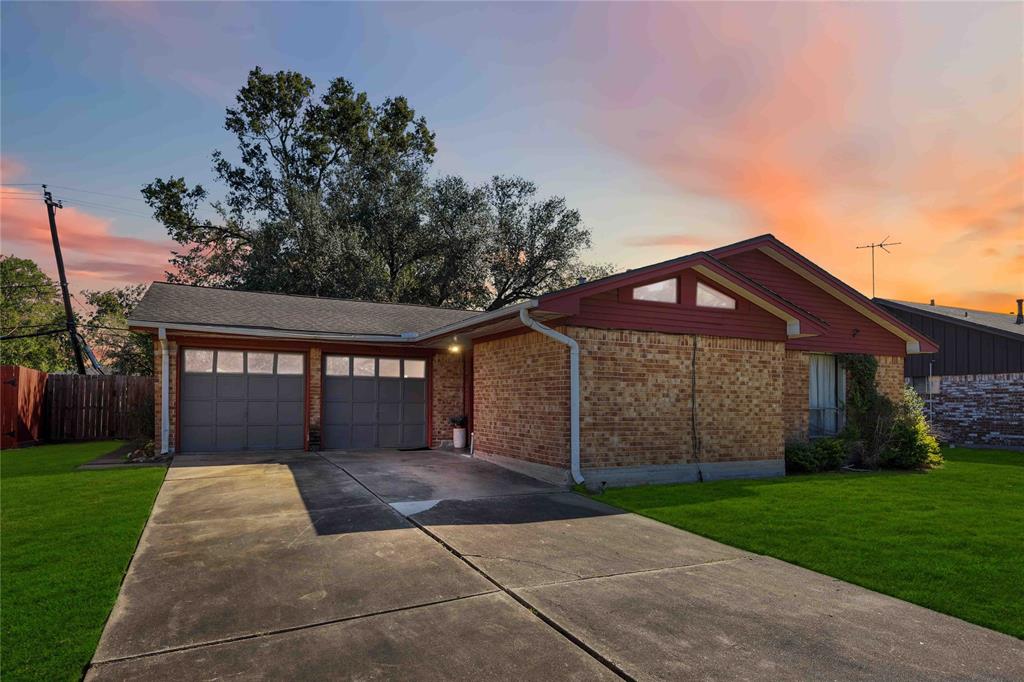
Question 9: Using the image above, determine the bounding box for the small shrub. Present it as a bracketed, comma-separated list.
[448, 415, 468, 428]
[880, 387, 943, 469]
[786, 437, 848, 473]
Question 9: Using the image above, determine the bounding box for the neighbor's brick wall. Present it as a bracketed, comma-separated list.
[431, 352, 464, 446]
[782, 350, 810, 442]
[308, 347, 322, 450]
[875, 355, 905, 403]
[153, 338, 178, 452]
[473, 331, 569, 467]
[924, 373, 1024, 448]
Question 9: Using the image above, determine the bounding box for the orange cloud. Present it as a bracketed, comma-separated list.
[578, 3, 1023, 310]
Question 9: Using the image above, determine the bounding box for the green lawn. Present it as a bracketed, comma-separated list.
[592, 448, 1023, 638]
[1, 441, 166, 681]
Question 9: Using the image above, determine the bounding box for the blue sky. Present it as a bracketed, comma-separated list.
[2, 2, 1021, 310]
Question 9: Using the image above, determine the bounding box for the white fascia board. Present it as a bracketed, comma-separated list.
[692, 264, 803, 338]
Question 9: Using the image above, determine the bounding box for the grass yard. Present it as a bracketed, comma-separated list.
[592, 447, 1023, 638]
[1, 441, 166, 681]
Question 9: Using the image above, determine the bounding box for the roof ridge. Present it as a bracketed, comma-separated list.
[147, 281, 482, 314]
[879, 298, 1017, 317]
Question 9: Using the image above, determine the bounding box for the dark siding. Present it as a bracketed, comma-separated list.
[880, 306, 1024, 376]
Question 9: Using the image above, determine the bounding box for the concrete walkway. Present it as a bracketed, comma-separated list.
[87, 450, 1024, 681]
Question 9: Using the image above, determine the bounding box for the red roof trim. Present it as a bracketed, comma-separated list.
[709, 234, 939, 354]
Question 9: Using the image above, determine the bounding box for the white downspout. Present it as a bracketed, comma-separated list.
[159, 326, 170, 454]
[519, 308, 584, 485]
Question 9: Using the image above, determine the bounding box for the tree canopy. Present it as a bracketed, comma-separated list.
[0, 255, 73, 372]
[80, 285, 153, 376]
[143, 67, 613, 310]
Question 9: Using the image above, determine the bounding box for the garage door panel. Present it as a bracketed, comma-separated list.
[247, 425, 276, 449]
[278, 377, 304, 401]
[247, 401, 277, 424]
[247, 376, 277, 400]
[401, 424, 426, 447]
[322, 424, 350, 449]
[217, 376, 246, 399]
[323, 377, 352, 401]
[378, 424, 401, 448]
[181, 400, 214, 426]
[278, 425, 303, 449]
[216, 426, 246, 450]
[181, 426, 215, 452]
[403, 403, 426, 425]
[351, 425, 376, 448]
[278, 402, 304, 425]
[182, 374, 215, 395]
[352, 379, 376, 402]
[323, 406, 350, 425]
[403, 380, 426, 402]
[352, 403, 377, 424]
[378, 402, 401, 423]
[378, 380, 401, 401]
[216, 402, 246, 426]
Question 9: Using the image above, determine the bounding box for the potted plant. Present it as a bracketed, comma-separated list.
[449, 415, 468, 449]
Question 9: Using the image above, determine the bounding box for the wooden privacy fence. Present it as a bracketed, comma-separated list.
[45, 374, 154, 442]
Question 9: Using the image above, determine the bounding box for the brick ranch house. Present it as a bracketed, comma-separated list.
[128, 234, 938, 487]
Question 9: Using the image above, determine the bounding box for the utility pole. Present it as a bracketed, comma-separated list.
[43, 185, 86, 374]
[856, 236, 901, 298]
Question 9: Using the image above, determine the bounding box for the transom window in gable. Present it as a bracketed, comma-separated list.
[633, 278, 678, 303]
[696, 282, 736, 309]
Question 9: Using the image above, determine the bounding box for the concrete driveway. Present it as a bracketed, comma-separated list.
[87, 450, 1024, 681]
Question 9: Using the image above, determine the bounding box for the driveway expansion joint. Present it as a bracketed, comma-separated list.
[87, 591, 499, 668]
[316, 452, 634, 682]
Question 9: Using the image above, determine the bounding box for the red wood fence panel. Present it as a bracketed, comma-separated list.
[44, 374, 154, 442]
[1, 365, 48, 449]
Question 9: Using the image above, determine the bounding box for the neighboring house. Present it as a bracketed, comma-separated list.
[128, 234, 936, 487]
[875, 298, 1024, 449]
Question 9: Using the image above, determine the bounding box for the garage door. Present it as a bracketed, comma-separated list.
[322, 355, 427, 449]
[180, 349, 305, 452]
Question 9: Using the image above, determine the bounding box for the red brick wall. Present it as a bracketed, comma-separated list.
[473, 331, 570, 468]
[783, 350, 809, 442]
[431, 352, 464, 446]
[875, 355, 905, 403]
[308, 347, 322, 450]
[572, 328, 785, 468]
[153, 338, 178, 452]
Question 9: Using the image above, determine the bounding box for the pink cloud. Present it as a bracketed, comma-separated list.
[1, 157, 176, 290]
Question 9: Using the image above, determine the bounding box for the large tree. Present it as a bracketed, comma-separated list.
[0, 255, 73, 372]
[80, 285, 153, 376]
[143, 68, 608, 309]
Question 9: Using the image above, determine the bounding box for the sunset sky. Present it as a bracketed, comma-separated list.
[2, 2, 1021, 312]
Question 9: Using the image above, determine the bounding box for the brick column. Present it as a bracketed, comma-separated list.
[308, 347, 322, 450]
[153, 338, 178, 452]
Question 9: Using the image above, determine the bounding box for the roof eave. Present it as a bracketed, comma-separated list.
[127, 320, 413, 343]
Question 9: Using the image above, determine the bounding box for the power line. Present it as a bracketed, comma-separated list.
[0, 327, 66, 341]
[57, 197, 153, 220]
[46, 184, 149, 204]
[0, 322, 68, 331]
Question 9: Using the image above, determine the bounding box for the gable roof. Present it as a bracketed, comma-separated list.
[708, 234, 939, 354]
[876, 299, 1024, 340]
[535, 251, 828, 338]
[129, 282, 480, 338]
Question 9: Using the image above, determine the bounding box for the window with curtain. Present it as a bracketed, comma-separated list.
[808, 354, 846, 437]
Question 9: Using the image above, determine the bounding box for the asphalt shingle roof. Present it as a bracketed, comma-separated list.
[877, 299, 1024, 338]
[130, 282, 481, 337]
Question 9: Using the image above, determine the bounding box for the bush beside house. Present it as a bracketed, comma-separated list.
[786, 354, 943, 474]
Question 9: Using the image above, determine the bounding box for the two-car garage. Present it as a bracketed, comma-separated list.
[178, 348, 428, 453]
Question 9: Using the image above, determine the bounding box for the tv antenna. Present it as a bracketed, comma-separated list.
[856, 236, 901, 298]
